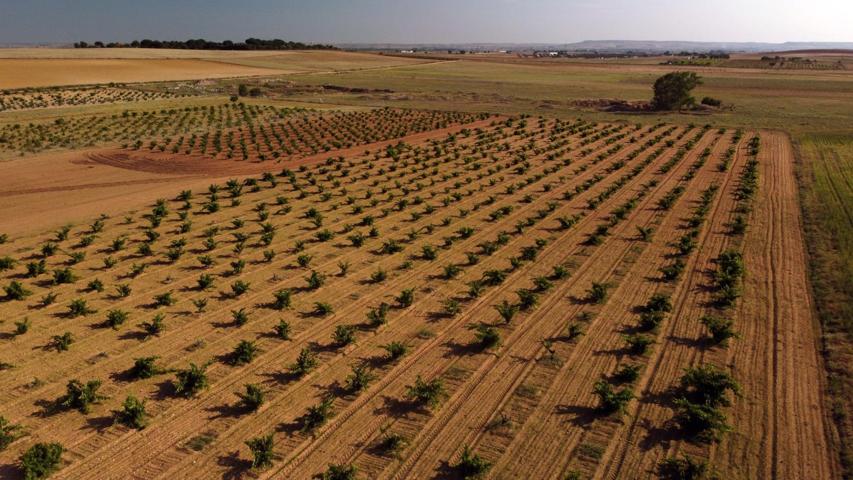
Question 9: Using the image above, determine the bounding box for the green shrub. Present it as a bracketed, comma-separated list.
[153, 291, 176, 307]
[130, 356, 163, 380]
[173, 363, 209, 397]
[453, 445, 491, 479]
[141, 314, 165, 337]
[332, 325, 356, 347]
[405, 375, 446, 409]
[314, 302, 334, 317]
[50, 332, 73, 352]
[237, 384, 265, 411]
[383, 342, 408, 361]
[396, 288, 415, 308]
[272, 289, 292, 310]
[613, 364, 642, 384]
[114, 395, 147, 429]
[472, 323, 501, 350]
[60, 379, 105, 413]
[314, 463, 357, 480]
[67, 298, 95, 318]
[678, 364, 739, 407]
[290, 347, 317, 376]
[274, 319, 291, 340]
[230, 340, 259, 365]
[587, 282, 610, 303]
[231, 308, 250, 326]
[230, 280, 250, 297]
[305, 270, 326, 290]
[20, 442, 63, 480]
[700, 315, 737, 345]
[245, 433, 275, 469]
[659, 455, 709, 480]
[52, 268, 76, 285]
[367, 302, 390, 327]
[14, 318, 30, 336]
[623, 333, 654, 355]
[0, 415, 24, 451]
[593, 380, 633, 415]
[344, 364, 375, 394]
[4, 281, 32, 300]
[302, 397, 334, 432]
[494, 300, 518, 324]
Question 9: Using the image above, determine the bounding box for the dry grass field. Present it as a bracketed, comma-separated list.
[0, 48, 849, 480]
[0, 50, 440, 89]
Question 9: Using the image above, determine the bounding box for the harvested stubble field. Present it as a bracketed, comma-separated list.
[0, 107, 837, 480]
[0, 49, 443, 90]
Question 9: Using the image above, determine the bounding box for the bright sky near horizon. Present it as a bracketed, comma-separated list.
[1, 0, 850, 44]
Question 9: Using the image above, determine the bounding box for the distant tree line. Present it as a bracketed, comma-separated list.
[73, 38, 336, 50]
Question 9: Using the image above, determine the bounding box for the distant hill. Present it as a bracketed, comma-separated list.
[342, 40, 853, 54]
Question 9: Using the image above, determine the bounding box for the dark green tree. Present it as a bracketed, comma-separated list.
[652, 72, 702, 110]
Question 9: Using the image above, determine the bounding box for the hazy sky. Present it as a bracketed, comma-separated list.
[1, 0, 850, 44]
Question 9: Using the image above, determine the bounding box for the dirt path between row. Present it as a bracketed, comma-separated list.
[711, 131, 840, 479]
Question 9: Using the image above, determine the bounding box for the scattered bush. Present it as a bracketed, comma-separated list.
[173, 362, 209, 397]
[50, 332, 73, 352]
[452, 445, 492, 479]
[623, 333, 655, 355]
[105, 309, 129, 329]
[405, 375, 446, 409]
[230, 340, 259, 365]
[314, 463, 358, 480]
[130, 356, 164, 380]
[245, 433, 275, 469]
[587, 282, 610, 303]
[700, 315, 737, 345]
[593, 380, 634, 415]
[332, 325, 356, 347]
[302, 397, 334, 432]
[290, 347, 317, 376]
[383, 342, 408, 362]
[472, 323, 501, 350]
[153, 291, 176, 307]
[60, 379, 105, 413]
[344, 364, 375, 394]
[113, 395, 147, 429]
[237, 384, 265, 411]
[20, 442, 63, 480]
[0, 415, 23, 451]
[67, 298, 95, 317]
[274, 319, 291, 340]
[659, 455, 709, 480]
[396, 288, 415, 308]
[494, 300, 518, 324]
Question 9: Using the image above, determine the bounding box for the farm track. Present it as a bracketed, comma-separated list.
[598, 131, 837, 480]
[378, 130, 728, 480]
[710, 131, 837, 479]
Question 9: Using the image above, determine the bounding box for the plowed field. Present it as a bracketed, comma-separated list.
[0, 113, 837, 479]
